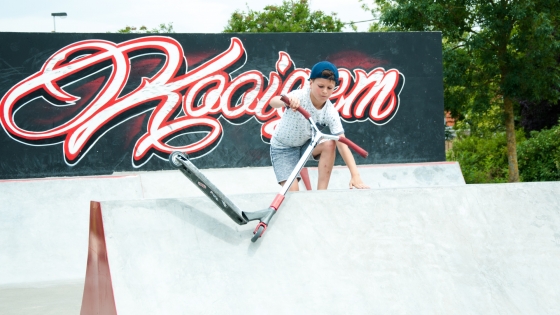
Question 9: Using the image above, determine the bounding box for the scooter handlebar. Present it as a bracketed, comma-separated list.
[338, 136, 369, 158]
[279, 94, 368, 158]
[280, 95, 311, 120]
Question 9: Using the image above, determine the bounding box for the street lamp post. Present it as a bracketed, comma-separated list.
[51, 12, 67, 32]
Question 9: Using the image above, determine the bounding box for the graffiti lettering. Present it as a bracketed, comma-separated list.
[0, 36, 404, 166]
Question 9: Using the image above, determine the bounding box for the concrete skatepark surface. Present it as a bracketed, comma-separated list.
[305, 161, 465, 189]
[83, 183, 560, 314]
[0, 163, 463, 284]
[2, 162, 560, 314]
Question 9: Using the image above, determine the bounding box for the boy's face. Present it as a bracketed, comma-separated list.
[309, 78, 336, 105]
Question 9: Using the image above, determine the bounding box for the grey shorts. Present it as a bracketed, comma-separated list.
[270, 140, 317, 183]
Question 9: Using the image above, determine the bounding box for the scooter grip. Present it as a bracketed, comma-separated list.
[280, 95, 311, 120]
[338, 137, 369, 158]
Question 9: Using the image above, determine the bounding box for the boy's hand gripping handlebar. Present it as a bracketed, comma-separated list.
[280, 95, 312, 119]
[280, 95, 369, 158]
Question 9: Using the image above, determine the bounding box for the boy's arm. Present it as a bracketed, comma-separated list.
[270, 95, 300, 111]
[269, 96, 285, 108]
[336, 135, 370, 189]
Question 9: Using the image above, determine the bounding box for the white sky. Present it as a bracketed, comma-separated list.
[0, 0, 375, 33]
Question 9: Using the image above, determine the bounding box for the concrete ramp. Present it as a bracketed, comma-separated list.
[82, 182, 560, 314]
[305, 161, 465, 190]
[0, 162, 463, 287]
[0, 175, 144, 286]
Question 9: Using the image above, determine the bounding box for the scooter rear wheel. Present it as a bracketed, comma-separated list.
[169, 151, 188, 168]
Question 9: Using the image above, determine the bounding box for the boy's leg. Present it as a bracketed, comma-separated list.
[312, 140, 336, 190]
[271, 145, 302, 192]
[279, 179, 300, 191]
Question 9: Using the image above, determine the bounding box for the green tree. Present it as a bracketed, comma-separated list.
[223, 0, 344, 33]
[117, 22, 175, 34]
[361, 0, 560, 182]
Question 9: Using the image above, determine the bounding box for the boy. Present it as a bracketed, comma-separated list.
[269, 61, 370, 191]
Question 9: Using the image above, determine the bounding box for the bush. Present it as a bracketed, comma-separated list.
[447, 123, 560, 183]
[518, 124, 560, 181]
[446, 131, 525, 183]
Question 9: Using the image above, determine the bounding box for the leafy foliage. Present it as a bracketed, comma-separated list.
[447, 123, 560, 183]
[518, 123, 560, 181]
[365, 0, 560, 115]
[117, 23, 175, 34]
[453, 104, 505, 138]
[520, 95, 560, 134]
[360, 0, 560, 181]
[446, 131, 525, 184]
[223, 0, 344, 33]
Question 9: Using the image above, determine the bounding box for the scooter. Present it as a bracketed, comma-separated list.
[169, 95, 368, 242]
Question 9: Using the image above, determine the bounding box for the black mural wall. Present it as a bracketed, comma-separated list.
[0, 32, 444, 179]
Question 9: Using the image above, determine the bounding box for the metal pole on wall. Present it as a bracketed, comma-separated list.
[51, 12, 67, 33]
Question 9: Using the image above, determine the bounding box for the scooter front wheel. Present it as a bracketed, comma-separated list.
[251, 226, 265, 242]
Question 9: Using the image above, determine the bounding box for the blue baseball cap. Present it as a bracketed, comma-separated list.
[309, 61, 339, 85]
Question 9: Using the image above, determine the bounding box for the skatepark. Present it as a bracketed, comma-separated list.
[1, 31, 559, 314]
[1, 162, 560, 314]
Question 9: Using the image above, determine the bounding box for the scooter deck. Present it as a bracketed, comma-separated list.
[170, 153, 248, 225]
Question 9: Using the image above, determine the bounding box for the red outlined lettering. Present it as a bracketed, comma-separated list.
[0, 36, 404, 167]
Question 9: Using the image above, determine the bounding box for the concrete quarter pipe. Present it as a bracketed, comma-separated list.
[81, 182, 560, 314]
